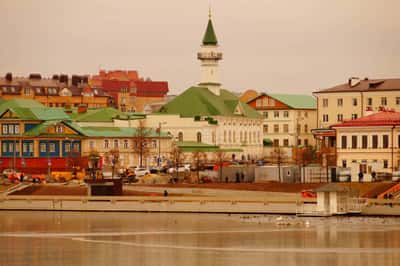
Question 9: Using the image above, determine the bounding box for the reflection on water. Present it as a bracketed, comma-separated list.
[1, 211, 400, 266]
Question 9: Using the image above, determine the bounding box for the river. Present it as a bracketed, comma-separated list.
[0, 211, 399, 266]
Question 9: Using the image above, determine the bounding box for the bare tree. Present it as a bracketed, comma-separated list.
[214, 150, 226, 182]
[191, 151, 206, 183]
[294, 147, 316, 183]
[268, 147, 288, 182]
[104, 149, 120, 178]
[169, 143, 186, 180]
[132, 120, 152, 168]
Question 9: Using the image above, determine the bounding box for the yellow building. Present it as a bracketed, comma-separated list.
[332, 110, 400, 181]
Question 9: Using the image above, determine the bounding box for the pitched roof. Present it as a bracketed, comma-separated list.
[158, 86, 261, 118]
[202, 19, 218, 45]
[70, 108, 140, 122]
[80, 126, 170, 138]
[24, 121, 85, 137]
[315, 78, 400, 94]
[267, 93, 316, 109]
[331, 110, 400, 128]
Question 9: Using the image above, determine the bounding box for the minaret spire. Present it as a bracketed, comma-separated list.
[198, 8, 222, 95]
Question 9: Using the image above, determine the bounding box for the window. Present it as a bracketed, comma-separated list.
[2, 125, 8, 134]
[89, 141, 95, 149]
[65, 143, 71, 152]
[178, 132, 183, 142]
[367, 98, 373, 106]
[104, 140, 109, 149]
[49, 143, 55, 152]
[224, 131, 227, 143]
[9, 143, 13, 152]
[273, 139, 279, 147]
[362, 135, 368, 148]
[40, 143, 46, 153]
[228, 131, 232, 143]
[304, 112, 308, 118]
[372, 135, 378, 148]
[381, 97, 387, 106]
[283, 124, 289, 133]
[2, 143, 7, 152]
[352, 98, 358, 106]
[337, 114, 343, 122]
[36, 88, 41, 94]
[283, 111, 289, 118]
[298, 139, 302, 146]
[397, 97, 400, 105]
[73, 143, 79, 152]
[123, 140, 128, 149]
[240, 131, 243, 142]
[263, 125, 268, 133]
[273, 124, 279, 133]
[342, 160, 347, 168]
[283, 139, 289, 147]
[304, 124, 308, 133]
[263, 111, 268, 118]
[24, 87, 31, 95]
[341, 136, 347, 149]
[398, 135, 400, 148]
[114, 140, 119, 148]
[383, 160, 388, 169]
[296, 124, 301, 133]
[322, 114, 329, 122]
[274, 111, 279, 118]
[322, 98, 328, 107]
[351, 114, 358, 120]
[23, 143, 28, 153]
[55, 125, 64, 133]
[304, 139, 309, 146]
[197, 132, 202, 143]
[383, 135, 389, 148]
[233, 131, 236, 143]
[352, 135, 358, 149]
[337, 98, 343, 107]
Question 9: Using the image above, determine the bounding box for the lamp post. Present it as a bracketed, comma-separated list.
[157, 122, 166, 167]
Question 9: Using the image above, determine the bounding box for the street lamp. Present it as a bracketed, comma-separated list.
[157, 122, 167, 167]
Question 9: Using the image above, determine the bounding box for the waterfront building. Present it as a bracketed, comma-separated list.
[0, 99, 171, 174]
[246, 93, 317, 150]
[331, 109, 400, 181]
[150, 12, 263, 160]
[0, 73, 110, 108]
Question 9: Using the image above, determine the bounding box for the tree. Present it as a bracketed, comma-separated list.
[191, 151, 206, 183]
[105, 149, 119, 178]
[214, 150, 226, 182]
[132, 120, 152, 167]
[169, 143, 185, 180]
[268, 147, 288, 182]
[293, 147, 317, 183]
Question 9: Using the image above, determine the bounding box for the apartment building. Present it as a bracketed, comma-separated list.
[246, 93, 317, 148]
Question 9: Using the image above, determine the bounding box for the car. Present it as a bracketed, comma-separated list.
[135, 168, 150, 177]
[167, 165, 190, 174]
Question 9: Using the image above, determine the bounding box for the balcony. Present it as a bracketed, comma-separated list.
[197, 52, 223, 60]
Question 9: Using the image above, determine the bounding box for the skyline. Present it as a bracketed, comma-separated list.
[1, 0, 400, 94]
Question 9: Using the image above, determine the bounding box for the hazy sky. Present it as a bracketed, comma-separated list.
[1, 0, 400, 94]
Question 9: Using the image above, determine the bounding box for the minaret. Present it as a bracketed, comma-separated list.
[197, 9, 222, 96]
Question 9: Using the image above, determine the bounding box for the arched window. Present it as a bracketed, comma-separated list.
[233, 131, 236, 143]
[178, 132, 183, 142]
[228, 131, 232, 143]
[224, 131, 227, 143]
[197, 132, 202, 143]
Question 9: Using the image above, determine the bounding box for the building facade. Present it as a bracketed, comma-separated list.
[0, 73, 110, 108]
[332, 110, 400, 181]
[247, 93, 317, 149]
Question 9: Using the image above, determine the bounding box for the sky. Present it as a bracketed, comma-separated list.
[1, 0, 400, 95]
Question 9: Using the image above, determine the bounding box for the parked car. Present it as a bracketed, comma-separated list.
[135, 168, 150, 177]
[167, 165, 190, 174]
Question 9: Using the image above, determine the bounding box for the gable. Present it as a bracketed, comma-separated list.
[248, 94, 289, 109]
[0, 109, 19, 119]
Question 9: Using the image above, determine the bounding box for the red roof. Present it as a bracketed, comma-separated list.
[133, 81, 169, 97]
[332, 110, 400, 127]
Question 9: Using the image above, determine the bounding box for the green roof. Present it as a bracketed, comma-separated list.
[70, 108, 144, 122]
[176, 141, 242, 152]
[0, 99, 70, 121]
[24, 121, 85, 137]
[80, 127, 170, 138]
[158, 86, 261, 118]
[267, 93, 316, 109]
[202, 19, 218, 45]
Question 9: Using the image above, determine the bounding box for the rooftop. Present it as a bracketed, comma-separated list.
[331, 110, 400, 127]
[315, 78, 400, 94]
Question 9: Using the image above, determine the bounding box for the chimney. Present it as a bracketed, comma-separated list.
[59, 74, 69, 84]
[29, 73, 42, 80]
[77, 104, 87, 113]
[5, 72, 12, 82]
[52, 74, 59, 80]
